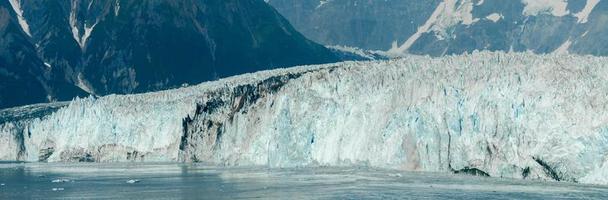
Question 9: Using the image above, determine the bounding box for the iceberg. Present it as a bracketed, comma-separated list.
[126, 179, 140, 184]
[1, 52, 608, 185]
[51, 179, 71, 183]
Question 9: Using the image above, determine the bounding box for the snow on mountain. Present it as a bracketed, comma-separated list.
[269, 0, 608, 56]
[316, 0, 333, 9]
[8, 0, 31, 37]
[267, 0, 444, 51]
[390, 0, 608, 56]
[387, 0, 450, 56]
[521, 0, 570, 17]
[114, 0, 120, 16]
[485, 13, 503, 22]
[389, 0, 480, 55]
[390, 0, 571, 55]
[553, 39, 572, 54]
[2, 52, 608, 185]
[68, 0, 99, 49]
[574, 0, 600, 23]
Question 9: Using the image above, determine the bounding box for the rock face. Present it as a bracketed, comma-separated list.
[267, 0, 443, 51]
[0, 0, 339, 109]
[0, 3, 47, 108]
[2, 52, 608, 185]
[268, 0, 608, 56]
[0, 0, 85, 109]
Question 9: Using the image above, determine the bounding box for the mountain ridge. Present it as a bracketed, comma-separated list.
[268, 0, 608, 56]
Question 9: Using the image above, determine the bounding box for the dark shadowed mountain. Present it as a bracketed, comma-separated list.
[0, 0, 339, 109]
[0, 0, 85, 108]
[0, 4, 48, 108]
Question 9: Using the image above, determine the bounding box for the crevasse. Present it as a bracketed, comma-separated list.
[2, 52, 608, 185]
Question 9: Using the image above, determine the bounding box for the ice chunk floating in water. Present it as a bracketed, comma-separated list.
[2, 52, 608, 185]
[126, 179, 140, 184]
[51, 179, 71, 183]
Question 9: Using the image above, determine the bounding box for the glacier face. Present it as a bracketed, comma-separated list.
[2, 52, 608, 184]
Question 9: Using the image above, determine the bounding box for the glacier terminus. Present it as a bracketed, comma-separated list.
[2, 52, 608, 185]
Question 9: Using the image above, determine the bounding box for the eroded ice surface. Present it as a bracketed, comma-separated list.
[2, 52, 608, 185]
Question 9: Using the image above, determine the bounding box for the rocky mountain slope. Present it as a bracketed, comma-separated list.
[269, 0, 608, 56]
[0, 0, 339, 109]
[1, 0, 85, 108]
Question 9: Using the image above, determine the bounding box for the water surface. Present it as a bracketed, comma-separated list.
[0, 163, 606, 199]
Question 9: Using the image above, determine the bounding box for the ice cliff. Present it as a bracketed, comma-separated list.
[2, 52, 608, 185]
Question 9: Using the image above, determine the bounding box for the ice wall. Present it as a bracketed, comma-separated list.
[2, 52, 608, 184]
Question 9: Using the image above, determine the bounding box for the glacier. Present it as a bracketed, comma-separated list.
[2, 52, 608, 185]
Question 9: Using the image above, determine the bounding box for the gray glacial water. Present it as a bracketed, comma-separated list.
[1, 163, 608, 199]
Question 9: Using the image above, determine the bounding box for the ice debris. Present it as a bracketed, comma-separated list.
[126, 179, 140, 184]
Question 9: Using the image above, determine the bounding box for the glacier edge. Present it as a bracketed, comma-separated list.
[2, 52, 608, 185]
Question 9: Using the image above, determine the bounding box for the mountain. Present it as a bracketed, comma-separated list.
[2, 52, 608, 185]
[268, 0, 608, 56]
[0, 0, 85, 109]
[0, 2, 47, 107]
[0, 0, 339, 109]
[267, 0, 443, 51]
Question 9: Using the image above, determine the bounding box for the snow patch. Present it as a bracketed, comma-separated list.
[387, 1, 446, 55]
[81, 23, 98, 47]
[87, 0, 94, 10]
[70, 1, 99, 49]
[429, 0, 479, 27]
[485, 13, 503, 22]
[69, 2, 81, 47]
[114, 0, 120, 16]
[317, 0, 333, 9]
[8, 0, 32, 37]
[388, 0, 478, 55]
[573, 0, 600, 23]
[76, 74, 94, 94]
[553, 39, 572, 54]
[522, 0, 570, 17]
